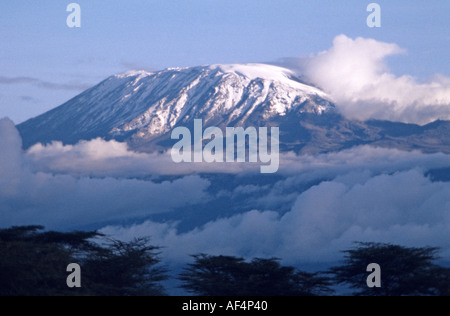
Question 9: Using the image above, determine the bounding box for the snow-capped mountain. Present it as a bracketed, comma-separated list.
[18, 63, 450, 154]
[18, 64, 335, 149]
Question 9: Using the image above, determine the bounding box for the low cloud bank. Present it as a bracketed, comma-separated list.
[0, 118, 210, 229]
[102, 169, 450, 264]
[1, 117, 450, 264]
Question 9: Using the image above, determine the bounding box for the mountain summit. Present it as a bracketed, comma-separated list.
[18, 63, 450, 154]
[18, 64, 335, 150]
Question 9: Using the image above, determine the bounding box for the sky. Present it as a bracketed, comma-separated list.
[0, 0, 449, 123]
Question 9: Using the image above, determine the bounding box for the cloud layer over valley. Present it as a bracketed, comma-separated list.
[0, 118, 210, 229]
[1, 118, 450, 264]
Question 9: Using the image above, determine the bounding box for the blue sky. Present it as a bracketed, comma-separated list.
[1, 0, 449, 123]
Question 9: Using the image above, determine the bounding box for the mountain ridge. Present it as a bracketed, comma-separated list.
[17, 63, 450, 155]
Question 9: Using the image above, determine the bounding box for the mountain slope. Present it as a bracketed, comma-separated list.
[18, 64, 334, 149]
[17, 63, 450, 155]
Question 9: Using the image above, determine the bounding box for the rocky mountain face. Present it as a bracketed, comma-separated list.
[17, 63, 450, 154]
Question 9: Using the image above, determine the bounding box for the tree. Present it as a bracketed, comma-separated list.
[83, 238, 167, 296]
[0, 226, 95, 296]
[0, 226, 167, 296]
[330, 242, 449, 296]
[431, 266, 450, 296]
[179, 254, 333, 296]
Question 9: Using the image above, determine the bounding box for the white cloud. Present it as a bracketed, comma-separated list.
[102, 169, 450, 264]
[25, 138, 262, 177]
[278, 146, 450, 179]
[0, 118, 210, 229]
[296, 35, 450, 124]
[25, 136, 450, 181]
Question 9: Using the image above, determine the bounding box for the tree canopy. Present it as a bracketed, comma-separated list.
[1, 226, 449, 296]
[330, 242, 450, 296]
[179, 254, 333, 296]
[0, 226, 167, 296]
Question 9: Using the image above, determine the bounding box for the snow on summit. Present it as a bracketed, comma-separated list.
[210, 63, 323, 94]
[18, 63, 335, 148]
[212, 63, 294, 81]
[114, 70, 154, 79]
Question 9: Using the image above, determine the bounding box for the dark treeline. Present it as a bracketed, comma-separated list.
[0, 226, 449, 296]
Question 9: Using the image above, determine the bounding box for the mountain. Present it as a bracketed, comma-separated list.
[17, 63, 450, 154]
[18, 64, 332, 147]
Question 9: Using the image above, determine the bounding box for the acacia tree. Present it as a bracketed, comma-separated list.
[82, 238, 168, 296]
[0, 226, 167, 296]
[179, 254, 333, 296]
[330, 242, 449, 296]
[0, 226, 78, 296]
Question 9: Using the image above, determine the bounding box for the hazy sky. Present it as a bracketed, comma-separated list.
[1, 0, 449, 123]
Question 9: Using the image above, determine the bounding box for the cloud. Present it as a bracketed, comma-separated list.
[278, 146, 450, 180]
[102, 169, 450, 264]
[3, 118, 450, 264]
[0, 118, 23, 197]
[290, 35, 450, 125]
[0, 75, 92, 91]
[26, 137, 450, 180]
[25, 138, 263, 177]
[20, 96, 39, 103]
[0, 119, 210, 229]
